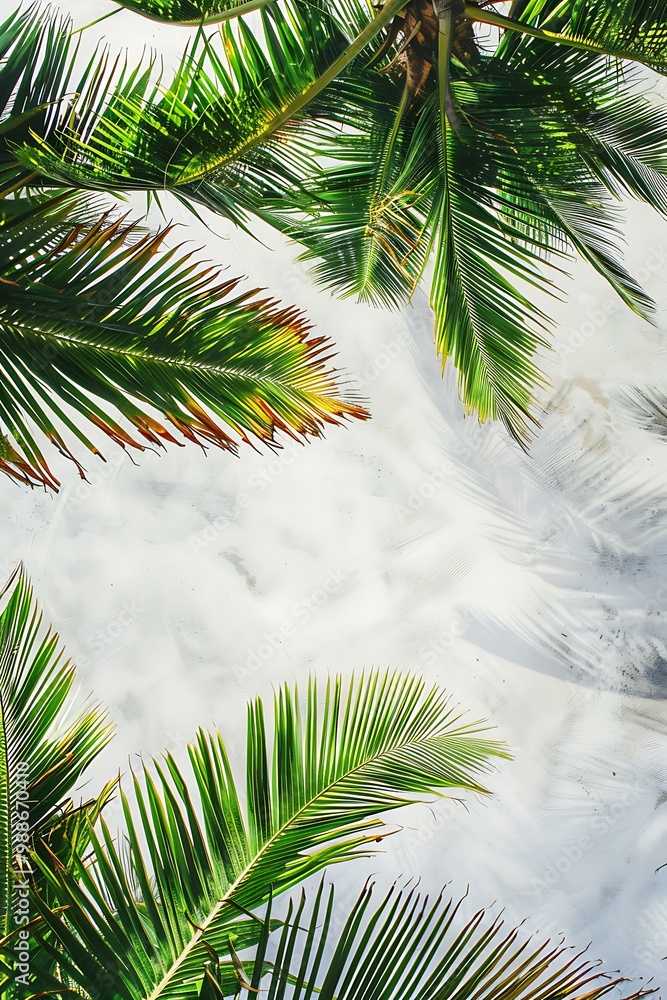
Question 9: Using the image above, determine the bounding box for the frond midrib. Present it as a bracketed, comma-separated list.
[1, 321, 313, 392]
[145, 724, 483, 999]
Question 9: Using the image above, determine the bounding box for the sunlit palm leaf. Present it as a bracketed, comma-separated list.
[31, 670, 507, 999]
[221, 881, 653, 1000]
[11, 0, 667, 446]
[10, 4, 367, 227]
[451, 58, 656, 316]
[428, 122, 552, 443]
[0, 179, 367, 490]
[0, 566, 113, 903]
[563, 0, 667, 71]
[475, 0, 667, 74]
[0, 5, 74, 150]
[287, 43, 663, 442]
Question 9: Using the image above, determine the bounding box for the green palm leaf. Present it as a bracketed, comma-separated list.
[424, 56, 656, 440]
[110, 0, 279, 25]
[427, 110, 553, 444]
[10, 2, 378, 226]
[10, 0, 412, 235]
[286, 43, 665, 443]
[0, 7, 367, 491]
[564, 0, 667, 70]
[287, 70, 428, 308]
[31, 671, 507, 999]
[218, 880, 654, 1000]
[0, 566, 114, 995]
[0, 178, 367, 490]
[10, 0, 667, 447]
[468, 0, 667, 74]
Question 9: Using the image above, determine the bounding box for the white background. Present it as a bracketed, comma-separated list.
[5, 0, 667, 986]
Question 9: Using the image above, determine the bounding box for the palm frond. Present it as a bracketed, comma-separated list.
[0, 9, 367, 490]
[31, 670, 507, 999]
[455, 60, 655, 317]
[0, 565, 113, 937]
[574, 90, 667, 212]
[287, 70, 429, 308]
[473, 0, 667, 74]
[0, 178, 367, 491]
[205, 880, 655, 1000]
[10, 3, 374, 227]
[111, 0, 279, 25]
[0, 4, 74, 149]
[550, 0, 667, 73]
[286, 46, 665, 443]
[412, 89, 556, 445]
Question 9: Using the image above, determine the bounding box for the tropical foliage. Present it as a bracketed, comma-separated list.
[195, 879, 655, 1000]
[0, 566, 114, 988]
[27, 669, 506, 998]
[0, 11, 367, 492]
[8, 0, 667, 445]
[0, 568, 654, 1000]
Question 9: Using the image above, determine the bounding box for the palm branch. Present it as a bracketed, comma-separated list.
[110, 0, 279, 24]
[0, 8, 367, 491]
[8, 3, 399, 225]
[0, 175, 367, 490]
[197, 879, 654, 1000]
[10, 0, 667, 443]
[0, 566, 114, 990]
[469, 0, 667, 74]
[284, 46, 664, 440]
[28, 670, 507, 999]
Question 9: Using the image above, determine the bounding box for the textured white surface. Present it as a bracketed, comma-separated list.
[8, 0, 667, 985]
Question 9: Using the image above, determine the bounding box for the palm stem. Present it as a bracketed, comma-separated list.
[462, 1, 659, 69]
[437, 1, 456, 137]
[378, 83, 408, 189]
[179, 0, 409, 183]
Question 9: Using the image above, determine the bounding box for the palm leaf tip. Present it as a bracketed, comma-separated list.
[248, 879, 658, 1000]
[0, 188, 368, 491]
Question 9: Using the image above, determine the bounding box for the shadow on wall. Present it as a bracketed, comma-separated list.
[399, 291, 667, 700]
